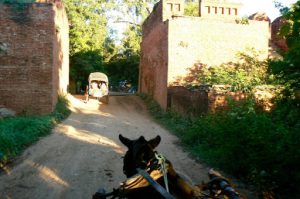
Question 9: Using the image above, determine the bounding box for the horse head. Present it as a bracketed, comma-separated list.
[119, 134, 161, 178]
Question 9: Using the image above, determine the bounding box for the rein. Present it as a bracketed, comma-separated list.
[155, 153, 169, 193]
[136, 152, 175, 199]
[137, 168, 175, 199]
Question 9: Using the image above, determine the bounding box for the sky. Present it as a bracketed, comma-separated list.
[239, 0, 298, 21]
[110, 0, 298, 41]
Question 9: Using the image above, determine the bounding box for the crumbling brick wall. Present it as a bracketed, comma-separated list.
[0, 1, 69, 115]
[168, 86, 209, 117]
[140, 0, 270, 110]
[168, 85, 284, 117]
[168, 17, 270, 84]
[139, 2, 169, 109]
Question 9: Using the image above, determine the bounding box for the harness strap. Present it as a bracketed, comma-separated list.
[137, 168, 176, 199]
[155, 153, 169, 193]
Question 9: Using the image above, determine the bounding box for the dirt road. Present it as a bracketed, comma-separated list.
[0, 96, 211, 199]
[0, 95, 248, 199]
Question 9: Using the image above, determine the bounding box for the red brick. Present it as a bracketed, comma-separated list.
[0, 2, 69, 115]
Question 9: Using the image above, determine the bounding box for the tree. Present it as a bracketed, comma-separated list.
[70, 50, 105, 91]
[184, 0, 199, 16]
[63, 0, 112, 56]
[281, 1, 300, 67]
[63, 0, 116, 92]
[105, 0, 158, 87]
[271, 1, 300, 90]
[64, 0, 160, 91]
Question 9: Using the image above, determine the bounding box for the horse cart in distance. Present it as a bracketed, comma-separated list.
[85, 72, 109, 104]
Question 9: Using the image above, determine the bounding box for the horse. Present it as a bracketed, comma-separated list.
[118, 134, 198, 199]
[93, 134, 240, 199]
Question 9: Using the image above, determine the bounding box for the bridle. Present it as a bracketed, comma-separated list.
[122, 140, 175, 199]
[94, 135, 177, 199]
[135, 151, 175, 199]
[94, 134, 241, 199]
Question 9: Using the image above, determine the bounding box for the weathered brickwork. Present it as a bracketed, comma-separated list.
[168, 17, 269, 83]
[168, 86, 209, 117]
[139, 0, 270, 110]
[168, 86, 245, 117]
[0, 1, 69, 115]
[139, 2, 169, 109]
[168, 85, 284, 116]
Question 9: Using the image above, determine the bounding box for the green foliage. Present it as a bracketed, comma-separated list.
[51, 95, 71, 121]
[140, 94, 300, 198]
[63, 0, 113, 91]
[64, 0, 157, 90]
[104, 0, 158, 87]
[119, 0, 158, 25]
[139, 2, 300, 198]
[70, 50, 105, 89]
[197, 49, 269, 91]
[0, 116, 53, 163]
[0, 0, 35, 3]
[235, 17, 249, 25]
[116, 1, 158, 55]
[63, 0, 110, 56]
[103, 37, 120, 63]
[184, 1, 198, 17]
[270, 1, 300, 90]
[187, 102, 300, 198]
[106, 53, 140, 87]
[112, 0, 158, 53]
[0, 95, 70, 167]
[122, 25, 142, 57]
[274, 1, 290, 15]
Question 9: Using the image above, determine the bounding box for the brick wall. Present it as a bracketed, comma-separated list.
[168, 86, 208, 117]
[139, 2, 169, 109]
[140, 0, 270, 110]
[53, 1, 69, 102]
[168, 85, 285, 117]
[0, 2, 69, 115]
[168, 86, 248, 116]
[168, 17, 270, 84]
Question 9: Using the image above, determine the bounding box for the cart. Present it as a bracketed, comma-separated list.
[85, 72, 109, 104]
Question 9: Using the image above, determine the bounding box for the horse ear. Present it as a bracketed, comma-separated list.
[138, 136, 146, 142]
[148, 135, 161, 149]
[119, 134, 132, 148]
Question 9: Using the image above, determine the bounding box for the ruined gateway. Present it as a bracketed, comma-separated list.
[139, 0, 270, 110]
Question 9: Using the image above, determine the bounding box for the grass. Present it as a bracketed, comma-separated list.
[139, 93, 300, 199]
[0, 95, 71, 167]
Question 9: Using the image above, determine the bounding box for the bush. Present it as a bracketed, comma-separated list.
[0, 94, 71, 167]
[184, 2, 198, 17]
[140, 94, 300, 198]
[197, 49, 269, 92]
[270, 1, 300, 91]
[186, 100, 300, 194]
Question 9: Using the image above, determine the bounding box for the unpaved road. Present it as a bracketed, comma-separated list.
[0, 95, 252, 199]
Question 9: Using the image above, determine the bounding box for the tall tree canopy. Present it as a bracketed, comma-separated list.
[63, 0, 113, 55]
[63, 0, 116, 90]
[113, 0, 158, 54]
[62, 0, 165, 91]
[105, 0, 158, 87]
[280, 1, 300, 68]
